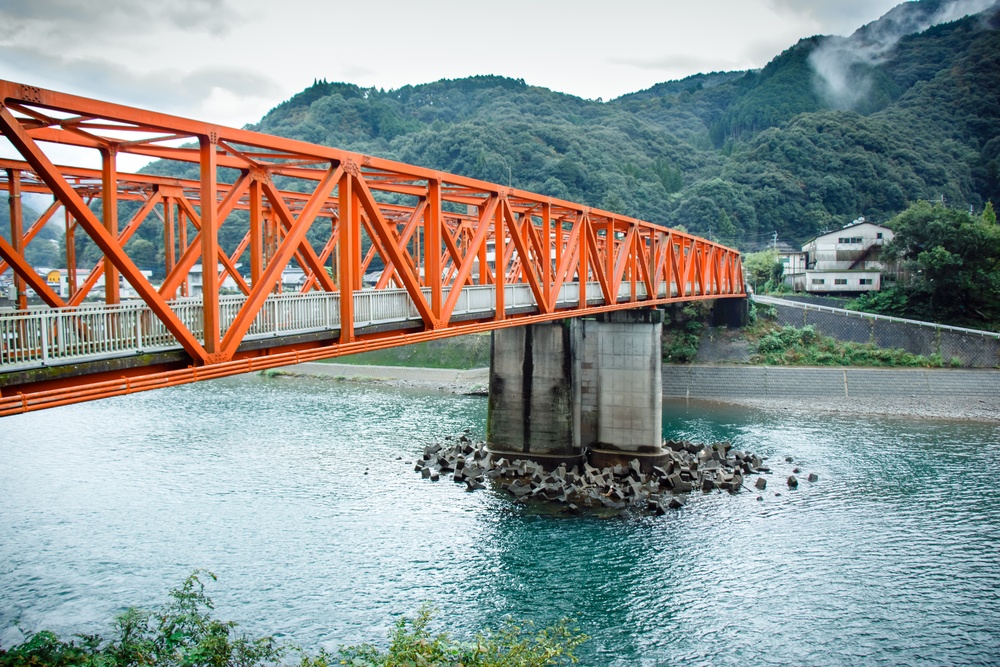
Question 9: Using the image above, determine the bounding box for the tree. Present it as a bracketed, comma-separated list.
[742, 249, 782, 293]
[885, 201, 1000, 326]
[125, 238, 158, 270]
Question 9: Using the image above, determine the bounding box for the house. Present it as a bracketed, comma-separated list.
[774, 241, 808, 292]
[2, 267, 113, 302]
[188, 263, 245, 296]
[799, 220, 893, 294]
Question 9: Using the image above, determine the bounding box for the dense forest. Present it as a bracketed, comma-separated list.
[236, 0, 999, 249]
[6, 0, 999, 265]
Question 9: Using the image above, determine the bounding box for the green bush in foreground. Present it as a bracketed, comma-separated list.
[0, 573, 586, 667]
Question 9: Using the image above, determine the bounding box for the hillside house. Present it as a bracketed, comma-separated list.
[799, 220, 893, 294]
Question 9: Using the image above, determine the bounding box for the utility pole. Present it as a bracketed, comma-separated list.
[772, 231, 778, 250]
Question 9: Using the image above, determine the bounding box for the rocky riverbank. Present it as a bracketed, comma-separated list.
[413, 433, 813, 514]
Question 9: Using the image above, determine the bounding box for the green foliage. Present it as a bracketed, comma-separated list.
[0, 577, 586, 667]
[662, 302, 713, 363]
[742, 249, 781, 292]
[880, 201, 1000, 327]
[848, 286, 911, 317]
[751, 324, 945, 367]
[0, 572, 282, 667]
[332, 606, 586, 667]
[11, 3, 1000, 277]
[0, 197, 64, 269]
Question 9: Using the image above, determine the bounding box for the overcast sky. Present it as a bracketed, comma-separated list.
[0, 0, 913, 132]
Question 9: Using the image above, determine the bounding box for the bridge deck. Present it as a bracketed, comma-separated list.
[2, 281, 691, 373]
[0, 79, 744, 415]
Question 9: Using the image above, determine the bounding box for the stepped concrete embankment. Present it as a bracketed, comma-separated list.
[271, 361, 999, 421]
[663, 364, 1000, 421]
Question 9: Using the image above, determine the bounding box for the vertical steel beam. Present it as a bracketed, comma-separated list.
[351, 212, 366, 291]
[338, 170, 355, 343]
[478, 221, 488, 286]
[578, 214, 588, 308]
[605, 217, 615, 295]
[179, 207, 189, 297]
[65, 208, 76, 300]
[495, 198, 505, 320]
[100, 148, 120, 304]
[542, 204, 551, 301]
[426, 180, 441, 321]
[249, 178, 263, 287]
[199, 135, 220, 357]
[163, 195, 176, 279]
[629, 231, 637, 300]
[6, 168, 26, 309]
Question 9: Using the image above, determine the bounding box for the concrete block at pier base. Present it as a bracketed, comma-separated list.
[486, 447, 586, 472]
[588, 448, 672, 472]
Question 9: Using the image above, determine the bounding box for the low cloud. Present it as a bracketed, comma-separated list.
[0, 44, 281, 116]
[808, 0, 999, 109]
[767, 0, 898, 35]
[609, 53, 750, 78]
[0, 0, 241, 44]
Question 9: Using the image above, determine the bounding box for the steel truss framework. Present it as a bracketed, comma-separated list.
[0, 80, 744, 415]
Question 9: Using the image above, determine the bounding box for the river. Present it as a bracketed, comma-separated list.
[2, 373, 999, 665]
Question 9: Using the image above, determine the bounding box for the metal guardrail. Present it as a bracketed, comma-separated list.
[752, 294, 1000, 340]
[0, 280, 677, 372]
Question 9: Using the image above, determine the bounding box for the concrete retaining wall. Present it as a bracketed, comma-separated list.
[762, 298, 1000, 367]
[663, 364, 1000, 400]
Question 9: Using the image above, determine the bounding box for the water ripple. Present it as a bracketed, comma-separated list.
[2, 380, 999, 665]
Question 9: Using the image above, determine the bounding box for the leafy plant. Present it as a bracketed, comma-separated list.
[750, 324, 944, 367]
[332, 606, 586, 667]
[0, 576, 586, 667]
[662, 302, 714, 363]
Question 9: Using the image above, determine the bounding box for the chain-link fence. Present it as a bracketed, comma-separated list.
[753, 295, 1000, 368]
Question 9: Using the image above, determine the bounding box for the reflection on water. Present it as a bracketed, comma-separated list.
[2, 377, 999, 665]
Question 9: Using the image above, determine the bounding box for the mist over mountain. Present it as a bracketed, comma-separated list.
[137, 0, 999, 255]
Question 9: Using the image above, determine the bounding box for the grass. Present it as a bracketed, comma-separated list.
[0, 572, 587, 667]
[661, 302, 713, 363]
[748, 323, 956, 368]
[325, 334, 490, 370]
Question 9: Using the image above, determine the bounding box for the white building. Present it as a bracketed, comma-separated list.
[799, 220, 893, 294]
[774, 241, 808, 292]
[188, 263, 245, 296]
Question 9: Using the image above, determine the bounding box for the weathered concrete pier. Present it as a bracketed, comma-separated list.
[487, 309, 666, 468]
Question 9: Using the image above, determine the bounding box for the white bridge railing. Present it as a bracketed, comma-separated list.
[1, 281, 678, 372]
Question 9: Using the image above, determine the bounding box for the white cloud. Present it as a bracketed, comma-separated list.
[0, 0, 242, 44]
[0, 44, 280, 117]
[766, 0, 902, 35]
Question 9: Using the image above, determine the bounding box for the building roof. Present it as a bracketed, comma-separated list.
[801, 220, 892, 248]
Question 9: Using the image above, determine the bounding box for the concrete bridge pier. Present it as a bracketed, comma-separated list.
[486, 309, 668, 470]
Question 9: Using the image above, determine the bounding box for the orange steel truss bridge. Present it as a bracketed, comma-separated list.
[0, 80, 744, 416]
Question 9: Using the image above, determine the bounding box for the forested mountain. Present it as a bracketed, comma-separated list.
[235, 0, 998, 250]
[17, 0, 995, 271]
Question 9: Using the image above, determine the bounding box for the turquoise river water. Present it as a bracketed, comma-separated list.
[2, 373, 999, 666]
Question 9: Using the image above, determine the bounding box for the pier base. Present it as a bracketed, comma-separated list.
[487, 310, 666, 469]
